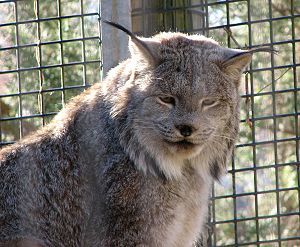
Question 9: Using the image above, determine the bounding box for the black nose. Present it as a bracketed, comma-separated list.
[176, 125, 193, 137]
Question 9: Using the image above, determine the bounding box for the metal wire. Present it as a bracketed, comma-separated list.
[207, 0, 300, 246]
[0, 0, 299, 246]
[132, 0, 300, 246]
[0, 0, 102, 147]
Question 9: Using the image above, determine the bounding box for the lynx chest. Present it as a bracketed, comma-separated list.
[152, 172, 211, 247]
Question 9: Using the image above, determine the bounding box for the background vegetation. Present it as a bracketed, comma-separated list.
[0, 0, 101, 141]
[0, 0, 299, 246]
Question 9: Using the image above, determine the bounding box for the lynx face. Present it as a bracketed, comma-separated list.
[108, 28, 262, 180]
[135, 43, 236, 160]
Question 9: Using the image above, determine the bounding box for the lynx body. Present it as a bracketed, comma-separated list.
[0, 24, 256, 247]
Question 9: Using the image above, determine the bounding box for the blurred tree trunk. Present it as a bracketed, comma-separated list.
[101, 0, 132, 76]
[131, 0, 207, 36]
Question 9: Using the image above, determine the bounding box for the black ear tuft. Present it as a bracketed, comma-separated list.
[248, 46, 277, 55]
[101, 19, 137, 42]
[221, 45, 277, 83]
[101, 19, 160, 66]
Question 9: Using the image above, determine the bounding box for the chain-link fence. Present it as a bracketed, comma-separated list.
[132, 1, 300, 246]
[207, 1, 299, 246]
[1, 0, 299, 246]
[0, 0, 102, 147]
[131, 0, 207, 36]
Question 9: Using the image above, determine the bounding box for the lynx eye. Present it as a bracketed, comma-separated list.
[201, 98, 218, 108]
[158, 96, 176, 106]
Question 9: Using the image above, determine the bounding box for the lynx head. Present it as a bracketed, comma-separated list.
[105, 21, 270, 180]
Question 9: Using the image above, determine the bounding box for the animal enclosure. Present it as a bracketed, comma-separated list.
[0, 0, 299, 246]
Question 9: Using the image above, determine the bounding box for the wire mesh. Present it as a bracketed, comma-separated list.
[207, 1, 300, 246]
[0, 0, 102, 147]
[131, 0, 207, 36]
[132, 0, 300, 246]
[0, 0, 299, 247]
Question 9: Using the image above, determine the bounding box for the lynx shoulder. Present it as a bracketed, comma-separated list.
[0, 22, 269, 247]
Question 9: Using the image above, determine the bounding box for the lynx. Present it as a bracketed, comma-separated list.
[0, 21, 270, 247]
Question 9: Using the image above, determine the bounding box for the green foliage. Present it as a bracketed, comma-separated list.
[209, 0, 300, 246]
[0, 0, 299, 245]
[0, 0, 101, 140]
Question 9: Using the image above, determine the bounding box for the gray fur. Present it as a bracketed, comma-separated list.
[0, 29, 255, 247]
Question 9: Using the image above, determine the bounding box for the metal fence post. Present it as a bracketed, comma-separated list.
[101, 0, 132, 76]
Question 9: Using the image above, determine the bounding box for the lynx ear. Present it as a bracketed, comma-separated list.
[129, 37, 161, 66]
[102, 20, 160, 66]
[222, 47, 275, 82]
[221, 49, 252, 81]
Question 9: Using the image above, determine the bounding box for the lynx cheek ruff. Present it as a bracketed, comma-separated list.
[0, 20, 272, 247]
